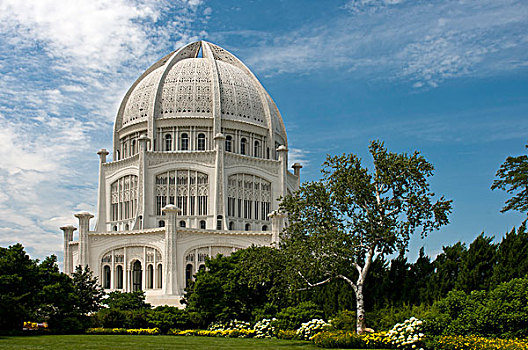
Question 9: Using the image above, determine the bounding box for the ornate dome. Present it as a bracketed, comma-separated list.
[114, 41, 286, 153]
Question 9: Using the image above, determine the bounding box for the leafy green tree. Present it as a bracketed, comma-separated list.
[104, 291, 150, 310]
[426, 242, 467, 302]
[280, 141, 452, 333]
[492, 143, 528, 219]
[492, 223, 528, 285]
[71, 266, 104, 316]
[455, 233, 497, 292]
[184, 246, 288, 326]
[0, 244, 40, 330]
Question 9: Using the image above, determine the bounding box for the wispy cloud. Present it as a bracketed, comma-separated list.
[234, 0, 528, 88]
[0, 0, 208, 258]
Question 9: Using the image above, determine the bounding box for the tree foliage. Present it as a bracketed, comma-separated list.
[280, 141, 452, 332]
[492, 143, 528, 216]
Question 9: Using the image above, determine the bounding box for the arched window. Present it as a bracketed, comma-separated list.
[216, 215, 223, 230]
[185, 264, 193, 288]
[199, 264, 205, 271]
[225, 135, 232, 152]
[240, 138, 247, 155]
[180, 133, 189, 150]
[179, 220, 186, 228]
[262, 225, 268, 231]
[116, 150, 120, 161]
[147, 264, 154, 289]
[116, 265, 123, 289]
[132, 260, 142, 291]
[245, 223, 251, 231]
[197, 133, 206, 151]
[123, 143, 128, 158]
[124, 224, 129, 231]
[103, 265, 111, 289]
[200, 220, 206, 229]
[229, 221, 234, 230]
[113, 225, 118, 231]
[254, 140, 260, 157]
[266, 147, 270, 159]
[165, 134, 172, 151]
[131, 140, 136, 155]
[157, 264, 162, 288]
[158, 220, 165, 227]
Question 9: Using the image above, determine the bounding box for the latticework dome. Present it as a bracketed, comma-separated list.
[113, 41, 286, 156]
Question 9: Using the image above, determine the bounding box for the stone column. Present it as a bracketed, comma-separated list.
[134, 135, 149, 230]
[60, 225, 77, 275]
[213, 133, 226, 230]
[95, 149, 109, 232]
[277, 145, 289, 198]
[292, 163, 302, 188]
[75, 212, 94, 268]
[269, 210, 287, 245]
[162, 204, 180, 295]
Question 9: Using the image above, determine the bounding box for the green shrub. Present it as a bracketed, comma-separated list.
[426, 277, 528, 338]
[311, 331, 366, 348]
[275, 301, 324, 330]
[329, 310, 356, 331]
[147, 306, 191, 333]
[276, 329, 298, 340]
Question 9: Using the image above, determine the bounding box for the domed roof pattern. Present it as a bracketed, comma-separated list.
[115, 41, 286, 146]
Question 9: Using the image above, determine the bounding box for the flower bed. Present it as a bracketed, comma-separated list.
[86, 327, 160, 335]
[431, 335, 528, 350]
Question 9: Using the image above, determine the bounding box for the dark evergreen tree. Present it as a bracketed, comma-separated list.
[455, 233, 497, 292]
[492, 223, 528, 285]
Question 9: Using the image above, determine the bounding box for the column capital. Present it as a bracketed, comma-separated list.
[292, 162, 303, 176]
[162, 204, 181, 215]
[214, 132, 226, 141]
[74, 211, 94, 220]
[276, 145, 288, 153]
[97, 149, 109, 163]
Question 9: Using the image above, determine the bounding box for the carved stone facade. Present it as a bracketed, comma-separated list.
[62, 41, 300, 307]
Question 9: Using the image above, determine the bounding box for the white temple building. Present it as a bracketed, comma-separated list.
[61, 41, 301, 306]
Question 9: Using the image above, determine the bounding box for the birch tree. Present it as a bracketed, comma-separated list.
[279, 140, 452, 333]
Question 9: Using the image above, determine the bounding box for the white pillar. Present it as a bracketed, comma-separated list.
[95, 149, 109, 232]
[60, 225, 77, 275]
[162, 204, 180, 295]
[277, 145, 288, 198]
[269, 210, 287, 245]
[74, 212, 94, 268]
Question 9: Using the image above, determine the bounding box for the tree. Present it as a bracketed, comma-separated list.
[492, 223, 528, 285]
[492, 143, 528, 218]
[455, 233, 497, 292]
[425, 242, 466, 302]
[104, 290, 150, 310]
[71, 266, 104, 316]
[280, 140, 452, 333]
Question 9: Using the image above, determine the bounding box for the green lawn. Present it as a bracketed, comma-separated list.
[0, 334, 374, 350]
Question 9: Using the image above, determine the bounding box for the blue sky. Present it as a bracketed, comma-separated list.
[0, 0, 526, 262]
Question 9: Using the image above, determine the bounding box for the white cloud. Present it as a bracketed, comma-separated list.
[237, 0, 528, 88]
[0, 0, 207, 259]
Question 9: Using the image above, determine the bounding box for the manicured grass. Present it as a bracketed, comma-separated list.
[0, 334, 342, 350]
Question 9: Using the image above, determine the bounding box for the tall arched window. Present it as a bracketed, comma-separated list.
[197, 133, 206, 151]
[186, 264, 193, 288]
[225, 135, 232, 152]
[147, 264, 154, 289]
[262, 225, 268, 231]
[116, 265, 123, 289]
[245, 223, 251, 231]
[216, 215, 223, 230]
[200, 220, 206, 229]
[254, 140, 260, 157]
[179, 220, 186, 228]
[156, 264, 162, 288]
[103, 265, 111, 289]
[180, 133, 189, 150]
[229, 221, 234, 230]
[240, 138, 247, 155]
[123, 143, 128, 158]
[132, 260, 142, 291]
[158, 220, 165, 227]
[131, 140, 136, 155]
[165, 134, 172, 151]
